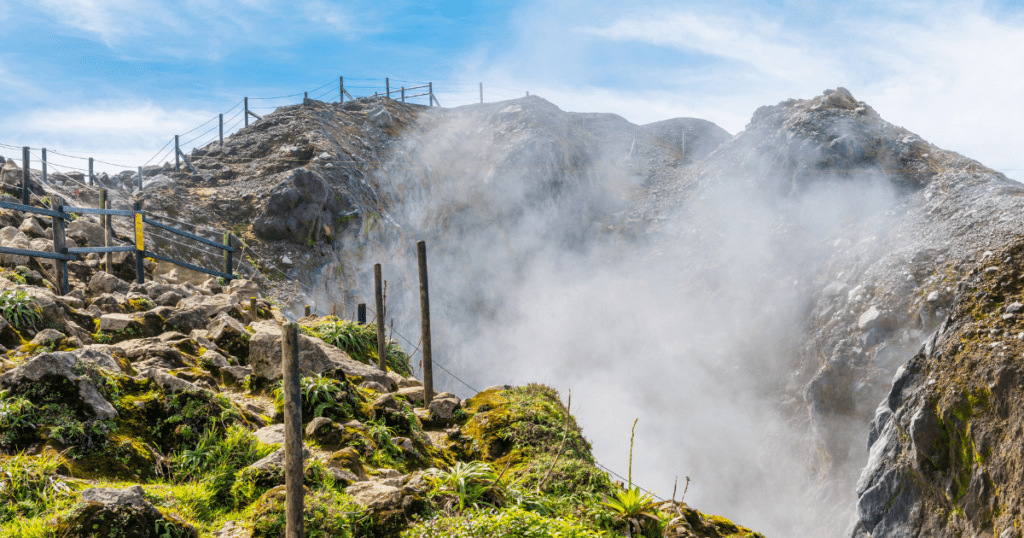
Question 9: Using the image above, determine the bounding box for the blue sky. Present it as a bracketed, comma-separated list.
[0, 0, 1022, 178]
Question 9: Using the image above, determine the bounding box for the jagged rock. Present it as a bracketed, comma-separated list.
[252, 168, 353, 244]
[396, 386, 424, 405]
[67, 219, 105, 248]
[0, 352, 117, 419]
[155, 289, 189, 306]
[201, 348, 230, 369]
[858, 306, 885, 330]
[361, 380, 388, 392]
[30, 328, 65, 347]
[248, 327, 387, 385]
[176, 293, 240, 319]
[426, 393, 461, 421]
[148, 369, 201, 393]
[225, 279, 260, 302]
[398, 377, 422, 388]
[116, 338, 186, 370]
[58, 485, 198, 538]
[305, 416, 345, 449]
[159, 306, 209, 334]
[18, 216, 45, 238]
[72, 346, 128, 374]
[100, 313, 135, 331]
[220, 365, 251, 387]
[391, 436, 415, 454]
[206, 313, 250, 359]
[346, 481, 401, 510]
[368, 105, 394, 128]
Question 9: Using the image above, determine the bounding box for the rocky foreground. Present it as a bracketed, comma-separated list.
[0, 203, 762, 537]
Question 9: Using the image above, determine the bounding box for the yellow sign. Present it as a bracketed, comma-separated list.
[135, 213, 144, 251]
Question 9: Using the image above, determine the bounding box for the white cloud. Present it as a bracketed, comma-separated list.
[0, 102, 222, 174]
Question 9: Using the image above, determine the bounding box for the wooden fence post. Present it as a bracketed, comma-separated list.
[386, 78, 390, 97]
[428, 82, 432, 107]
[219, 114, 224, 146]
[340, 76, 344, 103]
[137, 166, 143, 191]
[174, 136, 180, 172]
[281, 322, 304, 538]
[89, 157, 94, 186]
[222, 231, 233, 282]
[51, 196, 68, 295]
[304, 92, 308, 101]
[250, 297, 258, 320]
[133, 201, 145, 284]
[357, 303, 366, 325]
[304, 305, 311, 317]
[480, 82, 483, 104]
[41, 148, 47, 184]
[21, 147, 29, 204]
[401, 87, 405, 102]
[417, 241, 433, 406]
[99, 189, 112, 273]
[374, 263, 386, 371]
[245, 97, 249, 127]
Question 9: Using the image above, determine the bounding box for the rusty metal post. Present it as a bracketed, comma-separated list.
[418, 240, 433, 406]
[281, 322, 304, 538]
[374, 263, 386, 371]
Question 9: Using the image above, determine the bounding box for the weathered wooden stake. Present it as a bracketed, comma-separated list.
[100, 190, 112, 273]
[51, 195, 67, 295]
[174, 135, 180, 172]
[357, 303, 366, 325]
[428, 82, 433, 107]
[374, 263, 386, 371]
[418, 240, 433, 406]
[250, 297, 258, 320]
[340, 76, 344, 103]
[304, 92, 308, 100]
[134, 201, 145, 284]
[281, 322, 304, 538]
[401, 87, 405, 102]
[219, 114, 224, 146]
[304, 305, 311, 317]
[21, 147, 29, 204]
[479, 82, 483, 104]
[244, 97, 250, 127]
[137, 166, 143, 191]
[222, 231, 232, 281]
[386, 78, 390, 97]
[41, 148, 47, 184]
[88, 157, 94, 186]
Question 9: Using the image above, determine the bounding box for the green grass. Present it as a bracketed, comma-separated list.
[302, 317, 412, 376]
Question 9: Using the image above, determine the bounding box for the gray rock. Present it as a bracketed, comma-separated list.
[254, 424, 285, 445]
[398, 377, 422, 388]
[206, 313, 249, 356]
[305, 416, 334, 437]
[1007, 302, 1024, 314]
[99, 313, 135, 331]
[0, 352, 117, 419]
[148, 370, 201, 394]
[368, 106, 394, 128]
[67, 219, 105, 248]
[220, 365, 251, 387]
[155, 289, 189, 307]
[396, 386, 424, 405]
[81, 485, 147, 506]
[201, 348, 230, 369]
[18, 217, 45, 238]
[249, 329, 387, 386]
[345, 481, 401, 510]
[30, 328, 65, 346]
[247, 446, 310, 472]
[391, 436, 415, 454]
[161, 307, 209, 334]
[90, 272, 130, 296]
[176, 294, 239, 319]
[822, 281, 849, 298]
[360, 381, 388, 392]
[427, 395, 461, 420]
[72, 346, 126, 373]
[858, 306, 884, 330]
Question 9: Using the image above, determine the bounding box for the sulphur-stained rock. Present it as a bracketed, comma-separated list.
[71, 346, 127, 374]
[116, 338, 185, 370]
[58, 485, 199, 538]
[346, 481, 402, 510]
[0, 352, 117, 419]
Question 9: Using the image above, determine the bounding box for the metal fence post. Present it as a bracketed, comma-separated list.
[357, 303, 366, 325]
[281, 322, 304, 538]
[222, 231, 232, 282]
[375, 263, 386, 371]
[174, 135, 180, 172]
[134, 201, 145, 284]
[51, 195, 68, 295]
[41, 148, 47, 184]
[100, 189, 112, 273]
[89, 157, 94, 186]
[418, 240, 433, 406]
[219, 114, 224, 146]
[21, 147, 29, 204]
[245, 97, 249, 127]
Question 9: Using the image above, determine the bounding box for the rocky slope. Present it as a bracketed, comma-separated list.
[0, 196, 761, 536]
[2, 84, 1021, 536]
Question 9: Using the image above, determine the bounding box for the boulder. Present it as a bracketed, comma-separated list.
[398, 377, 422, 388]
[100, 313, 135, 332]
[67, 219, 105, 248]
[58, 485, 198, 538]
[18, 217, 45, 238]
[368, 106, 394, 128]
[159, 306, 209, 334]
[155, 289, 189, 306]
[0, 352, 117, 419]
[147, 370, 202, 394]
[30, 328, 65, 347]
[361, 380, 388, 393]
[397, 386, 424, 405]
[176, 293, 240, 319]
[427, 393, 461, 421]
[252, 168, 352, 244]
[346, 481, 401, 510]
[201, 348, 230, 369]
[254, 424, 285, 446]
[249, 329, 387, 386]
[220, 365, 251, 387]
[206, 313, 250, 359]
[305, 416, 345, 449]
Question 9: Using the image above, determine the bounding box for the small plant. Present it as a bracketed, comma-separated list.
[424, 461, 506, 513]
[1, 270, 26, 285]
[601, 486, 661, 536]
[0, 290, 41, 330]
[0, 451, 72, 523]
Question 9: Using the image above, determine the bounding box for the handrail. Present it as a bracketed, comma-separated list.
[142, 216, 236, 252]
